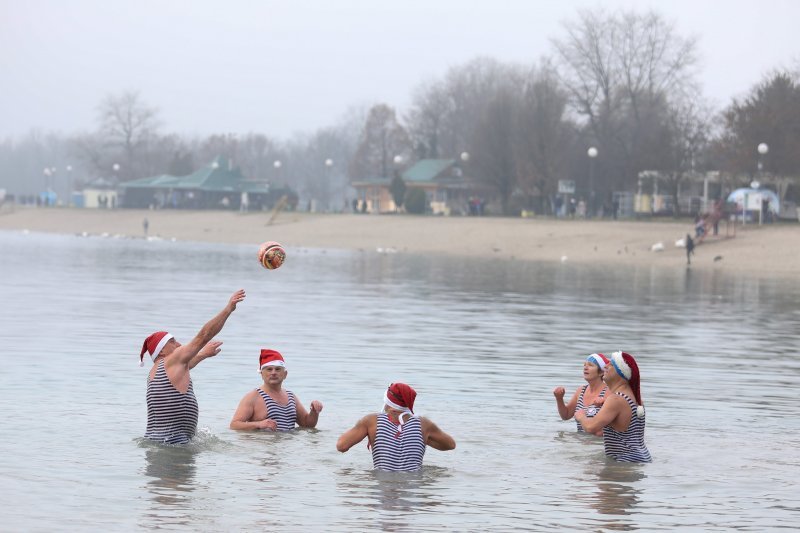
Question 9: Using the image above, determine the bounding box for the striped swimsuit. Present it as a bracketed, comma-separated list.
[371, 413, 426, 472]
[257, 389, 297, 431]
[145, 360, 198, 444]
[602, 392, 652, 463]
[575, 384, 607, 433]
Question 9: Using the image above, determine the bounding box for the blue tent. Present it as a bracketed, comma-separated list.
[726, 188, 780, 214]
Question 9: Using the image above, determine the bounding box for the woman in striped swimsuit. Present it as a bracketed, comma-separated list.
[336, 382, 456, 472]
[575, 351, 652, 463]
[229, 349, 323, 431]
[553, 353, 609, 436]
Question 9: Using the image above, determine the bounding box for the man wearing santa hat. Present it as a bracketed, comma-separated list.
[229, 349, 324, 431]
[336, 382, 455, 472]
[141, 289, 246, 444]
[574, 351, 652, 462]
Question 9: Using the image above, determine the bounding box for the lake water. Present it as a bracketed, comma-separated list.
[1, 229, 798, 531]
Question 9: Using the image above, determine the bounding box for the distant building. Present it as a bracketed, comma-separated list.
[351, 158, 486, 215]
[119, 156, 273, 210]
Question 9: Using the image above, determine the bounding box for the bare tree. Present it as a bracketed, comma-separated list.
[97, 91, 161, 180]
[471, 86, 523, 215]
[659, 98, 712, 215]
[552, 9, 698, 191]
[350, 104, 411, 181]
[515, 65, 576, 214]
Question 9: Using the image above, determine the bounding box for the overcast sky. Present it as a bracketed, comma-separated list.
[2, 0, 798, 141]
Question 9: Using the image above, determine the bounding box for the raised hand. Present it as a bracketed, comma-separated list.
[553, 386, 566, 400]
[227, 289, 246, 312]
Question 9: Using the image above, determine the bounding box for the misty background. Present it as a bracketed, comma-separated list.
[1, 0, 799, 214]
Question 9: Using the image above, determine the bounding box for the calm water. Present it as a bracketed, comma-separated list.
[1, 229, 798, 531]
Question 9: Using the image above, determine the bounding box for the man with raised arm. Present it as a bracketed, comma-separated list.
[140, 289, 246, 444]
[336, 382, 455, 471]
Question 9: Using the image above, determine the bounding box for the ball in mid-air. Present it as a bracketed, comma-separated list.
[258, 241, 286, 270]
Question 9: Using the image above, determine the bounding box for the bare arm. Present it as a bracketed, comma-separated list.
[336, 415, 372, 452]
[174, 290, 246, 367]
[553, 386, 581, 420]
[422, 417, 456, 451]
[230, 391, 277, 431]
[575, 394, 624, 434]
[295, 396, 323, 428]
[188, 341, 222, 369]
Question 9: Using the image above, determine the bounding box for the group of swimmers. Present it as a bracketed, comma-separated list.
[140, 290, 651, 472]
[139, 290, 455, 472]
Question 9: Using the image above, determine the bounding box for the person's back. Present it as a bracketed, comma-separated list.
[371, 413, 426, 471]
[337, 382, 455, 470]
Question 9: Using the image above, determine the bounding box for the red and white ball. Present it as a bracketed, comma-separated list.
[258, 241, 286, 270]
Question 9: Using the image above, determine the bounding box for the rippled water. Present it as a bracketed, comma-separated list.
[1, 230, 798, 531]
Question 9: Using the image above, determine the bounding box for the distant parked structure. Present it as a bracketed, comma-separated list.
[119, 156, 274, 210]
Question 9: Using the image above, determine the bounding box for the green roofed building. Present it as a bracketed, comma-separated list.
[351, 158, 486, 215]
[120, 156, 277, 210]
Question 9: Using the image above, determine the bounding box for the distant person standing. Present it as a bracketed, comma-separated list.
[140, 289, 246, 444]
[685, 233, 695, 265]
[143, 217, 149, 237]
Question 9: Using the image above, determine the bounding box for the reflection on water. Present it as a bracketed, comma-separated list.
[1, 231, 799, 531]
[589, 462, 647, 531]
[334, 466, 452, 531]
[140, 442, 199, 528]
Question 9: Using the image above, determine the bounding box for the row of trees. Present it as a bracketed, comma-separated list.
[2, 9, 798, 215]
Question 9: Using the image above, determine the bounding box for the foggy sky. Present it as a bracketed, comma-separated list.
[2, 0, 798, 140]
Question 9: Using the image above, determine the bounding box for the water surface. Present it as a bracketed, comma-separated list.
[1, 230, 798, 530]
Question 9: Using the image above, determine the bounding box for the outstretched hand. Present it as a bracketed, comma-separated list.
[198, 340, 223, 359]
[227, 289, 246, 312]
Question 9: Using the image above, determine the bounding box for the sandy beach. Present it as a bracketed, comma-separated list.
[1, 206, 797, 275]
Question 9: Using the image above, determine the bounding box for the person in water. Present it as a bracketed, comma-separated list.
[553, 353, 609, 436]
[336, 382, 456, 472]
[574, 351, 652, 463]
[141, 289, 246, 444]
[229, 349, 323, 431]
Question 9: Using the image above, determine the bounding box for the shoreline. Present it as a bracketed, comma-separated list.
[1, 206, 797, 276]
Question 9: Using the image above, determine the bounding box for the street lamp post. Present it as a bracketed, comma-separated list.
[66, 165, 73, 206]
[324, 158, 333, 212]
[756, 143, 769, 225]
[587, 147, 598, 218]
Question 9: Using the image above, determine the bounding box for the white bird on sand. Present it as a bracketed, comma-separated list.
[651, 242, 665, 252]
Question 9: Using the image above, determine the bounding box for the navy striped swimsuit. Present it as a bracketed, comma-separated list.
[257, 389, 297, 431]
[602, 392, 652, 463]
[145, 360, 199, 444]
[371, 413, 426, 472]
[575, 385, 607, 433]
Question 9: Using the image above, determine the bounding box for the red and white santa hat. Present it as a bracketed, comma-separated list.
[609, 350, 645, 417]
[586, 353, 609, 369]
[259, 349, 285, 370]
[382, 382, 419, 434]
[139, 331, 173, 367]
